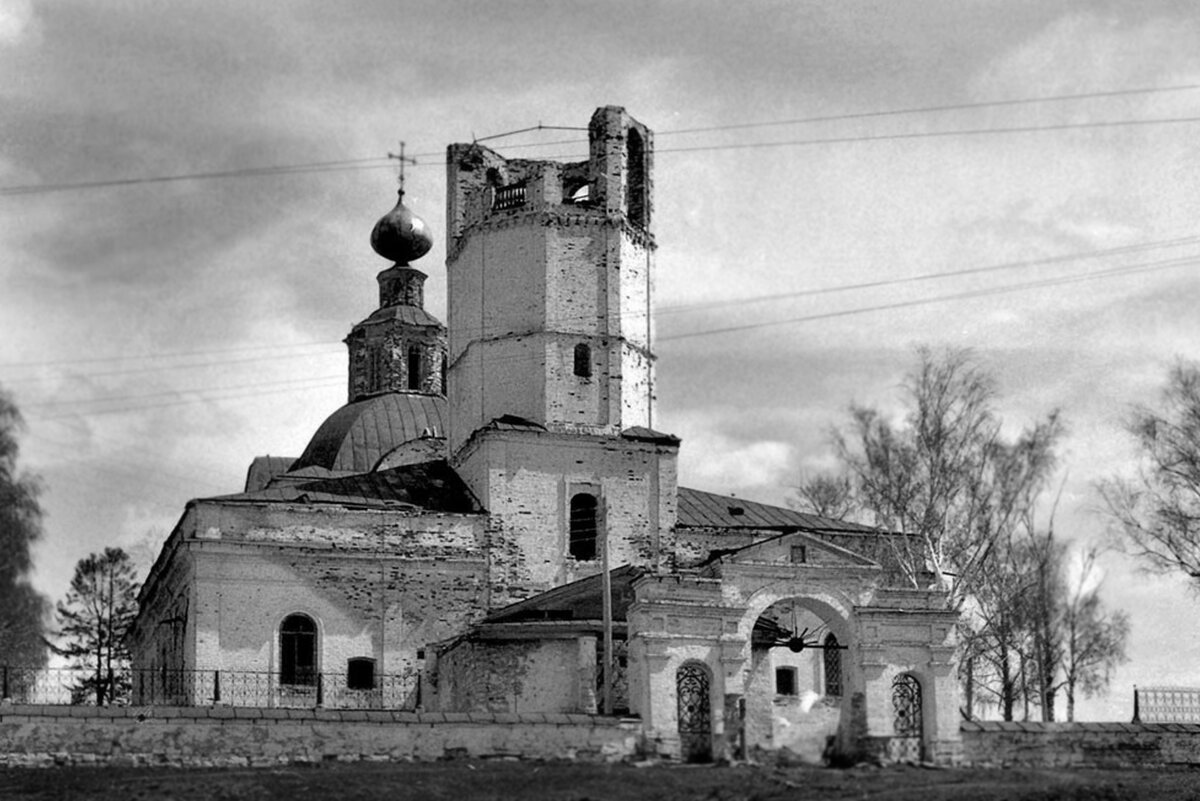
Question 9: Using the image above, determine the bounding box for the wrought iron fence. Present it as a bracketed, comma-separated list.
[1, 665, 420, 710]
[1133, 685, 1200, 723]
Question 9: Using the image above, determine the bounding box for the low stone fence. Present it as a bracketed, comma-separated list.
[962, 720, 1200, 767]
[0, 704, 640, 768]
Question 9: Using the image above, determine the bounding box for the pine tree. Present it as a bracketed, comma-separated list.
[55, 548, 140, 705]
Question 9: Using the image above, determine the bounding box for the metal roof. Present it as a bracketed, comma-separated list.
[211, 459, 481, 513]
[291, 392, 447, 473]
[358, 305, 443, 329]
[676, 486, 878, 533]
[243, 456, 296, 493]
[483, 565, 644, 624]
[620, 426, 681, 446]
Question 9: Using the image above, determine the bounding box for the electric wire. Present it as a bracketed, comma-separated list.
[25, 378, 344, 422]
[21, 374, 344, 410]
[6, 233, 1199, 387]
[2, 81, 1199, 197]
[659, 256, 1199, 342]
[20, 247, 1188, 420]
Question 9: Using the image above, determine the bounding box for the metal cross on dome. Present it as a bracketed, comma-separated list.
[387, 141, 417, 191]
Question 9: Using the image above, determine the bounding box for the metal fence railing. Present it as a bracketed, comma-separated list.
[1132, 685, 1200, 723]
[1, 665, 421, 710]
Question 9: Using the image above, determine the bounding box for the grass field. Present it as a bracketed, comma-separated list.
[4, 761, 1200, 800]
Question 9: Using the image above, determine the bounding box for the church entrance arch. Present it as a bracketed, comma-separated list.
[744, 595, 849, 762]
[890, 673, 923, 762]
[676, 661, 713, 763]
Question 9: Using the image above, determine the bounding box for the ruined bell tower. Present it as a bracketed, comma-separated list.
[444, 106, 657, 455]
[443, 107, 676, 597]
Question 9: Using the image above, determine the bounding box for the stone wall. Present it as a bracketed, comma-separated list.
[435, 639, 585, 714]
[962, 720, 1200, 767]
[0, 705, 639, 768]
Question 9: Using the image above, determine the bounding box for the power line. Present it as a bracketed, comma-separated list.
[8, 233, 1197, 385]
[25, 378, 344, 421]
[2, 347, 344, 385]
[654, 115, 1200, 156]
[3, 81, 1199, 197]
[655, 235, 1200, 315]
[659, 257, 1198, 342]
[0, 340, 343, 369]
[21, 374, 343, 410]
[660, 83, 1200, 136]
[12, 256, 1192, 422]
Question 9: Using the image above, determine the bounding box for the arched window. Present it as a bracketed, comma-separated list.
[366, 347, 384, 393]
[573, 343, 591, 378]
[407, 345, 422, 391]
[280, 614, 317, 686]
[823, 633, 842, 697]
[569, 493, 598, 561]
[626, 129, 647, 228]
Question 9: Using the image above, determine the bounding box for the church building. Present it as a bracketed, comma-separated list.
[129, 106, 961, 765]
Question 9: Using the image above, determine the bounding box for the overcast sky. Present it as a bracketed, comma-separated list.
[3, 0, 1199, 720]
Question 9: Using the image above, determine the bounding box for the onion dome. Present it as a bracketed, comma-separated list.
[370, 190, 433, 264]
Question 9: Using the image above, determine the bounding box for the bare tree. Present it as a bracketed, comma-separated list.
[791, 471, 858, 520]
[830, 347, 1064, 608]
[0, 387, 49, 671]
[1100, 360, 1200, 581]
[55, 548, 140, 705]
[1060, 549, 1129, 721]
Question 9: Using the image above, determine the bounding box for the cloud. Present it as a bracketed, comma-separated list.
[0, 0, 34, 46]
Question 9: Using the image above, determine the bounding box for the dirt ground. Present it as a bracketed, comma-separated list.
[3, 761, 1200, 801]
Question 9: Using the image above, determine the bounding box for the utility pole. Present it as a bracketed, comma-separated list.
[600, 502, 613, 716]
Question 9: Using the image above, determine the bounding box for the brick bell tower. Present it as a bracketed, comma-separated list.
[444, 107, 678, 597]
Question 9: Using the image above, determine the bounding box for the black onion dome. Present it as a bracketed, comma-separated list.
[370, 190, 434, 263]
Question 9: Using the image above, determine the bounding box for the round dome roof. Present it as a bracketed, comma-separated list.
[371, 190, 433, 264]
[292, 392, 447, 474]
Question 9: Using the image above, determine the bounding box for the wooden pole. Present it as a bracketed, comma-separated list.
[601, 504, 614, 716]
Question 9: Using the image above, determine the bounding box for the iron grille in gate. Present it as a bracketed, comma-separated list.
[890, 673, 923, 762]
[676, 662, 712, 763]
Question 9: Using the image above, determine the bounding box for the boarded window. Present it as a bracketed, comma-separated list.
[574, 343, 591, 378]
[824, 633, 842, 696]
[569, 493, 598, 561]
[280, 614, 317, 686]
[347, 657, 376, 690]
[407, 345, 422, 391]
[775, 666, 797, 696]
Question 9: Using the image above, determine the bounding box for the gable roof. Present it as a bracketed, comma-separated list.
[483, 565, 644, 624]
[208, 459, 482, 513]
[714, 529, 880, 568]
[676, 486, 877, 533]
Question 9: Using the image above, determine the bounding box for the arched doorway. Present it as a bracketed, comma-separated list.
[676, 662, 712, 763]
[890, 673, 923, 762]
[745, 597, 848, 761]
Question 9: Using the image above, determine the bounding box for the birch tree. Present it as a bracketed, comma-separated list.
[811, 347, 1063, 608]
[1100, 360, 1200, 581]
[0, 387, 48, 670]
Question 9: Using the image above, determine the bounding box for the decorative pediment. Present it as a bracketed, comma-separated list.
[717, 530, 881, 569]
